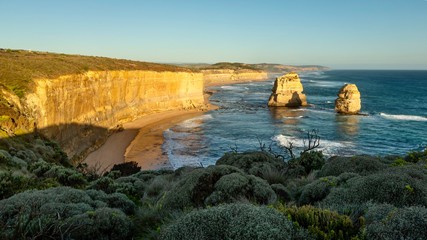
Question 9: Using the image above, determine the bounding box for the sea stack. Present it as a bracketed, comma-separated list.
[268, 72, 307, 107]
[335, 84, 361, 114]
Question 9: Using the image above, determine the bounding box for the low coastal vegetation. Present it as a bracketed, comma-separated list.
[1, 131, 426, 239]
[0, 49, 191, 97]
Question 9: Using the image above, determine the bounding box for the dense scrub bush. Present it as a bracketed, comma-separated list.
[322, 165, 427, 207]
[29, 159, 87, 187]
[216, 151, 287, 175]
[298, 173, 360, 205]
[108, 161, 141, 177]
[160, 165, 276, 210]
[0, 170, 32, 199]
[160, 203, 311, 240]
[317, 155, 387, 177]
[366, 206, 427, 240]
[0, 187, 134, 239]
[404, 148, 427, 163]
[298, 176, 338, 205]
[271, 183, 292, 202]
[88, 175, 145, 202]
[297, 150, 326, 174]
[275, 204, 364, 240]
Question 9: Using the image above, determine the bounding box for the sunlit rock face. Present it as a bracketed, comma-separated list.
[19, 70, 205, 158]
[335, 84, 361, 114]
[268, 73, 307, 107]
[202, 69, 268, 86]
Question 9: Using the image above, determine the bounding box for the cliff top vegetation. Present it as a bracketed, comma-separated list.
[0, 49, 192, 97]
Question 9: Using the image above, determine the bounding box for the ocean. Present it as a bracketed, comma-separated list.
[163, 70, 427, 169]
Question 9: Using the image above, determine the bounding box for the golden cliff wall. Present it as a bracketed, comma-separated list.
[202, 69, 268, 86]
[22, 70, 205, 159]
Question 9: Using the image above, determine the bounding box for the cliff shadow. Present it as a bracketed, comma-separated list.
[0, 123, 119, 168]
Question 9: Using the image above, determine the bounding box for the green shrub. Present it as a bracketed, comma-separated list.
[29, 159, 87, 187]
[271, 183, 292, 202]
[0, 187, 134, 239]
[108, 161, 141, 177]
[160, 165, 277, 210]
[366, 206, 427, 240]
[298, 151, 325, 174]
[317, 155, 386, 177]
[145, 176, 171, 199]
[275, 204, 364, 240]
[322, 166, 427, 207]
[216, 151, 287, 175]
[298, 173, 359, 206]
[160, 203, 312, 240]
[258, 165, 288, 184]
[404, 148, 427, 163]
[298, 176, 338, 205]
[0, 171, 32, 199]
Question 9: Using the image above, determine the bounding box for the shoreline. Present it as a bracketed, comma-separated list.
[83, 77, 270, 173]
[83, 109, 211, 173]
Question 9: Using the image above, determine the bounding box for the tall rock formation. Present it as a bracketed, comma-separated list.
[268, 73, 307, 107]
[335, 84, 361, 114]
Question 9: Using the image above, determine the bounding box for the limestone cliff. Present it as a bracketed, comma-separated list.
[1, 70, 205, 159]
[202, 69, 268, 86]
[335, 84, 361, 114]
[268, 73, 307, 107]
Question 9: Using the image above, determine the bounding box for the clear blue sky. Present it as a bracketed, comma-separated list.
[1, 0, 426, 69]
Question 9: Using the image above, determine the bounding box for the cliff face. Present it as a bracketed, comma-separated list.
[202, 69, 268, 86]
[268, 73, 307, 107]
[1, 70, 205, 159]
[335, 84, 361, 114]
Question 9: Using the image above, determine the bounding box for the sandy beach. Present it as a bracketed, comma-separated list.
[84, 77, 270, 173]
[84, 109, 209, 173]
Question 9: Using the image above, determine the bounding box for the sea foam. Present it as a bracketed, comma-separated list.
[380, 113, 427, 122]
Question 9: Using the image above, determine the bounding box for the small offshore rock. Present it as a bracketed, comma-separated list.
[268, 72, 307, 107]
[335, 84, 361, 114]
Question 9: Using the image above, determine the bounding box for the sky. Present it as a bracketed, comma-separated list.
[0, 0, 426, 69]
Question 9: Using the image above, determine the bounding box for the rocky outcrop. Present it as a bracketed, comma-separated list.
[0, 70, 205, 159]
[268, 73, 307, 107]
[335, 84, 361, 114]
[202, 69, 268, 86]
[0, 85, 35, 135]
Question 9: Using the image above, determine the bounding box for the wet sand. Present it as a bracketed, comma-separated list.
[83, 77, 269, 173]
[84, 109, 208, 173]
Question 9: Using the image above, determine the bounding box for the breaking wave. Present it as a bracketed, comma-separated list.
[379, 113, 427, 122]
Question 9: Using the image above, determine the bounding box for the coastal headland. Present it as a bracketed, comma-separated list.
[0, 49, 327, 171]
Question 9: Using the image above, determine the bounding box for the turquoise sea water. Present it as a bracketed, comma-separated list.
[163, 70, 427, 169]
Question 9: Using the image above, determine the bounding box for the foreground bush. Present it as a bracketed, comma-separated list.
[160, 203, 311, 240]
[366, 206, 427, 240]
[317, 155, 387, 177]
[0, 187, 135, 239]
[216, 151, 287, 175]
[160, 165, 276, 210]
[322, 166, 427, 207]
[275, 204, 364, 240]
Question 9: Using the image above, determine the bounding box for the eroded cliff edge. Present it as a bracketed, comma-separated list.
[1, 70, 205, 160]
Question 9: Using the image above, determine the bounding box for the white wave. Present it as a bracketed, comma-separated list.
[177, 114, 213, 129]
[283, 116, 304, 119]
[300, 71, 325, 78]
[379, 113, 427, 122]
[220, 86, 249, 91]
[273, 134, 353, 155]
[163, 129, 203, 169]
[310, 81, 344, 88]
